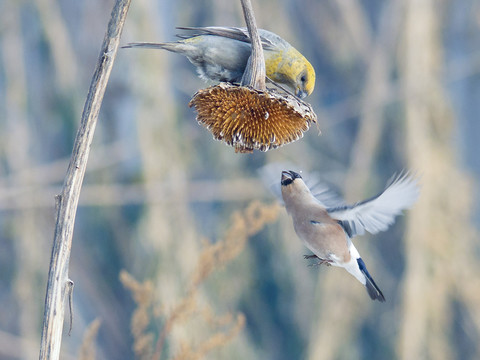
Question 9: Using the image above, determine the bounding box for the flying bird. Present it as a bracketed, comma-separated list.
[279, 170, 420, 302]
[123, 26, 316, 99]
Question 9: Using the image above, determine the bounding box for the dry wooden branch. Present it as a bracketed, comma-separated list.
[239, 0, 266, 90]
[38, 0, 131, 359]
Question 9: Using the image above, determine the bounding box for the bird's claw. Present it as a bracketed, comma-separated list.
[318, 260, 332, 267]
[304, 254, 332, 266]
[307, 260, 332, 267]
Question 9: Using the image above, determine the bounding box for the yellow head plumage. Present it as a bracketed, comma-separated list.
[264, 47, 316, 98]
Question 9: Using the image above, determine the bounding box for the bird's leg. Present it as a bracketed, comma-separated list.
[315, 259, 332, 267]
[304, 254, 333, 267]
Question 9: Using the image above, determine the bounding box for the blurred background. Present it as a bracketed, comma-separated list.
[1, 0, 480, 359]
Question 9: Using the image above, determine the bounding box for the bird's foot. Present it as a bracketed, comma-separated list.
[304, 254, 332, 267]
[316, 259, 332, 267]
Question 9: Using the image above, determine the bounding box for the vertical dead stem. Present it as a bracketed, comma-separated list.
[38, 0, 131, 359]
[239, 0, 266, 90]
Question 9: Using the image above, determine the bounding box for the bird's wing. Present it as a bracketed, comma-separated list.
[176, 26, 276, 49]
[307, 175, 347, 208]
[258, 163, 345, 207]
[327, 172, 420, 236]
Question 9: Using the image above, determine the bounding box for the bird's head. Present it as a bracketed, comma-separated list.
[281, 170, 313, 205]
[281, 170, 302, 186]
[265, 48, 316, 99]
[294, 60, 315, 99]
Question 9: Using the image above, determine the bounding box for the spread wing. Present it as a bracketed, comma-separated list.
[327, 172, 420, 236]
[258, 163, 345, 208]
[307, 174, 346, 208]
[176, 26, 276, 49]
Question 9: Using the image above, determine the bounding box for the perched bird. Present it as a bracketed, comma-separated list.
[123, 26, 316, 98]
[278, 170, 420, 302]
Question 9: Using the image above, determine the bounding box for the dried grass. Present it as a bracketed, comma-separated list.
[77, 319, 101, 360]
[120, 271, 155, 360]
[121, 201, 281, 360]
[171, 314, 245, 360]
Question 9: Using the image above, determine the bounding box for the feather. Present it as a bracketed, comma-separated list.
[357, 258, 385, 302]
[327, 172, 420, 236]
[176, 26, 276, 49]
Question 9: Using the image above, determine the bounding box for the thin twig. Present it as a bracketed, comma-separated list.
[239, 0, 266, 90]
[38, 0, 131, 359]
[67, 280, 74, 336]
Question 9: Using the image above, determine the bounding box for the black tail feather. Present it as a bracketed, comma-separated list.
[357, 258, 385, 302]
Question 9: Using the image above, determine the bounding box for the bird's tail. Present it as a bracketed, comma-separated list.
[357, 258, 385, 302]
[122, 42, 186, 53]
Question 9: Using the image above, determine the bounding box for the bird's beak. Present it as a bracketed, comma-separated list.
[282, 171, 293, 179]
[281, 170, 301, 186]
[296, 89, 308, 99]
[281, 171, 293, 186]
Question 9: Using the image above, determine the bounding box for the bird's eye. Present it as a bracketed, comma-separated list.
[300, 75, 306, 83]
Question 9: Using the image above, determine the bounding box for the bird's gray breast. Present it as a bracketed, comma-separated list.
[188, 36, 252, 82]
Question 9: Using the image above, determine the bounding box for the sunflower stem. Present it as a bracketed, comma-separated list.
[240, 0, 266, 90]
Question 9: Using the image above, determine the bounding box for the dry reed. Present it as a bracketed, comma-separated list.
[121, 201, 281, 360]
[77, 319, 101, 360]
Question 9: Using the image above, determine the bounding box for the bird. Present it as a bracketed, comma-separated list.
[278, 170, 420, 302]
[123, 26, 316, 99]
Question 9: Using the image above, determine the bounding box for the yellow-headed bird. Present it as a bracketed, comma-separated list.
[124, 26, 315, 98]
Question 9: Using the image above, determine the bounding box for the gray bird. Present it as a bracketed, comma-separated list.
[123, 26, 316, 98]
[279, 170, 420, 302]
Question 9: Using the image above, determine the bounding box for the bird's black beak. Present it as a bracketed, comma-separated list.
[281, 170, 302, 186]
